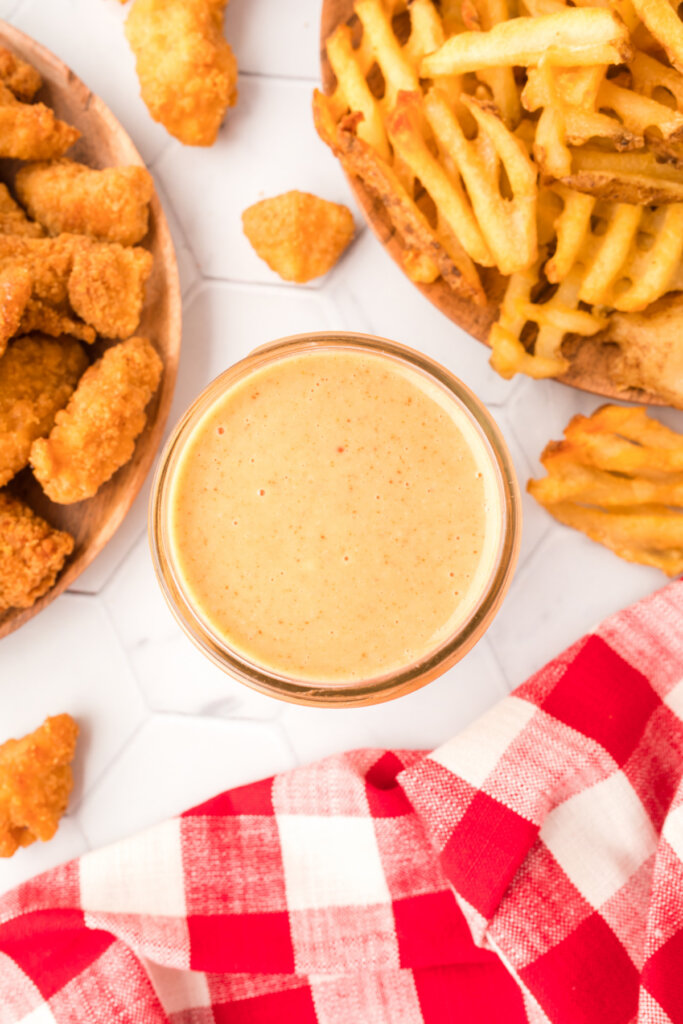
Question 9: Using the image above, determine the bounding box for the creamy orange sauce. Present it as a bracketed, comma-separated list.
[168, 349, 502, 682]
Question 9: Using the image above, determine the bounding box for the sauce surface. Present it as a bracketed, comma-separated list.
[168, 349, 502, 682]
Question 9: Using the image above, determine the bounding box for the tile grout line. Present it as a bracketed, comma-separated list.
[95, 591, 156, 717]
[238, 69, 320, 85]
[198, 273, 326, 294]
[68, 524, 148, 598]
[69, 715, 148, 824]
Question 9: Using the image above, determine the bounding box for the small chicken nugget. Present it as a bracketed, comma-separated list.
[0, 183, 43, 238]
[0, 234, 150, 339]
[0, 335, 88, 488]
[31, 336, 163, 504]
[67, 242, 153, 339]
[125, 0, 238, 146]
[0, 47, 41, 101]
[0, 233, 76, 309]
[0, 85, 79, 160]
[0, 491, 74, 612]
[242, 191, 355, 283]
[0, 265, 32, 358]
[0, 714, 78, 857]
[16, 160, 155, 246]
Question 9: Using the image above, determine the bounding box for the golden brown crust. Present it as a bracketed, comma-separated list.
[0, 334, 88, 488]
[0, 183, 43, 238]
[0, 491, 74, 612]
[0, 233, 78, 309]
[603, 294, 683, 409]
[0, 714, 79, 857]
[125, 0, 238, 146]
[0, 47, 42, 101]
[31, 336, 163, 503]
[559, 170, 683, 204]
[0, 234, 152, 341]
[0, 265, 32, 359]
[67, 243, 153, 338]
[15, 160, 155, 246]
[0, 85, 79, 160]
[528, 405, 683, 575]
[242, 190, 355, 283]
[17, 299, 96, 345]
[313, 90, 485, 305]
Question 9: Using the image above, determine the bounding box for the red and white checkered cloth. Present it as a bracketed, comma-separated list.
[1, 580, 683, 1024]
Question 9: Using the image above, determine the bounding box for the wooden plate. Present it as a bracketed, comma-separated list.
[320, 0, 663, 406]
[0, 23, 181, 639]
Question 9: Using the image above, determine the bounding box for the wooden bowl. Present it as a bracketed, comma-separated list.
[320, 0, 663, 406]
[0, 23, 181, 639]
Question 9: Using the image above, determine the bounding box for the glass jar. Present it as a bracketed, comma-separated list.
[149, 331, 521, 707]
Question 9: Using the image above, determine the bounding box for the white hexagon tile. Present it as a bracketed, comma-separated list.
[1, 0, 681, 895]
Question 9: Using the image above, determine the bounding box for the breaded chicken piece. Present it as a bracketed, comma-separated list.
[0, 714, 78, 857]
[17, 299, 96, 345]
[125, 0, 238, 146]
[0, 234, 152, 340]
[242, 191, 355, 283]
[0, 233, 76, 308]
[67, 242, 153, 338]
[0, 183, 43, 238]
[0, 84, 80, 160]
[0, 491, 74, 611]
[0, 47, 42, 101]
[31, 336, 163, 503]
[15, 159, 155, 245]
[0, 265, 32, 358]
[0, 335, 88, 487]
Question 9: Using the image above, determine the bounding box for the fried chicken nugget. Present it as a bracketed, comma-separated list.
[0, 265, 32, 358]
[125, 0, 238, 146]
[31, 336, 163, 503]
[0, 335, 88, 488]
[67, 242, 153, 338]
[0, 491, 74, 612]
[0, 233, 76, 308]
[242, 191, 355, 283]
[0, 47, 42, 101]
[15, 159, 155, 246]
[0, 234, 152, 341]
[0, 84, 79, 160]
[0, 183, 43, 238]
[0, 236, 95, 345]
[0, 714, 78, 857]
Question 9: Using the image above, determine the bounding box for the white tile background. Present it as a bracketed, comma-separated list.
[0, 0, 680, 892]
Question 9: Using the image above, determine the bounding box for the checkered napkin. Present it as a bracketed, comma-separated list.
[1, 581, 683, 1024]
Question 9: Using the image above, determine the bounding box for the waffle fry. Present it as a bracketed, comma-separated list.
[628, 0, 683, 74]
[561, 148, 683, 203]
[547, 187, 683, 311]
[523, 65, 640, 180]
[319, 0, 683, 394]
[523, 60, 683, 177]
[490, 260, 607, 378]
[313, 94, 485, 303]
[420, 9, 632, 75]
[420, 90, 537, 274]
[529, 405, 683, 575]
[319, 0, 539, 291]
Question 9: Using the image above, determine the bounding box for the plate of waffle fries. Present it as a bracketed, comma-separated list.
[0, 23, 181, 639]
[317, 0, 683, 408]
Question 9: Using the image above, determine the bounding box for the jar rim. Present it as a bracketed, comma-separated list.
[149, 331, 521, 707]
